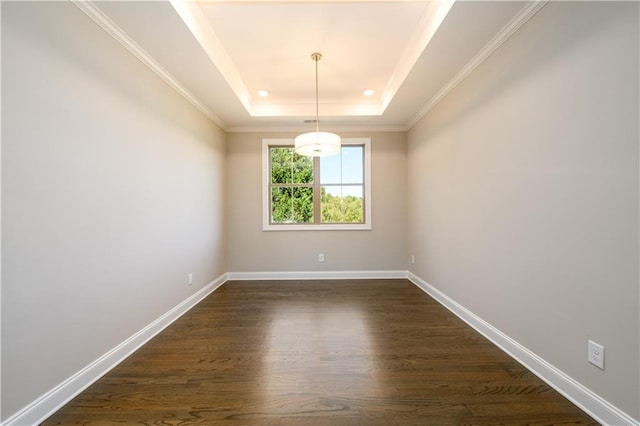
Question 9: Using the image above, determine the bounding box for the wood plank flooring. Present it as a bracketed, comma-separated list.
[43, 280, 597, 425]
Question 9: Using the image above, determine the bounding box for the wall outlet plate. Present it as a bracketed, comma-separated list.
[588, 340, 605, 370]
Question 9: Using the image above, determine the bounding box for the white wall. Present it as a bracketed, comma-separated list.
[226, 132, 407, 273]
[1, 2, 227, 421]
[3, 0, 638, 423]
[407, 1, 639, 420]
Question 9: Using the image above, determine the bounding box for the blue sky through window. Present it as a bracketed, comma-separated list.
[320, 146, 364, 197]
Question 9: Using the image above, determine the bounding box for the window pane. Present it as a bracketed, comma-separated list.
[321, 185, 364, 223]
[271, 147, 313, 184]
[320, 151, 341, 184]
[271, 186, 314, 224]
[320, 145, 363, 184]
[271, 187, 292, 222]
[271, 147, 293, 184]
[341, 146, 363, 184]
[293, 154, 313, 184]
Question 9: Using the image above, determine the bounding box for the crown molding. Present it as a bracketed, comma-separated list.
[406, 0, 549, 129]
[381, 0, 455, 113]
[72, 0, 549, 135]
[250, 101, 383, 118]
[72, 0, 227, 130]
[225, 124, 407, 134]
[169, 0, 253, 116]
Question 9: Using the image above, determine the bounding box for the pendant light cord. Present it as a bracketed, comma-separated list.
[312, 52, 321, 134]
[294, 52, 340, 157]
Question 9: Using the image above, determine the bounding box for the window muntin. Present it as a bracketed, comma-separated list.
[262, 138, 371, 231]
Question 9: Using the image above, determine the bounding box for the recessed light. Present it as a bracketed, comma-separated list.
[363, 89, 374, 97]
[258, 90, 269, 97]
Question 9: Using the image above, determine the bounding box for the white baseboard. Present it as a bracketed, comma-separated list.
[4, 273, 229, 426]
[7, 272, 636, 426]
[227, 270, 408, 281]
[408, 272, 639, 426]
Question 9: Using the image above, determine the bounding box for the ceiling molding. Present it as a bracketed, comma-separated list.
[176, 1, 452, 119]
[225, 124, 407, 134]
[250, 102, 383, 117]
[72, 0, 540, 135]
[71, 0, 228, 130]
[198, 0, 439, 2]
[169, 0, 253, 114]
[406, 0, 549, 129]
[380, 0, 455, 113]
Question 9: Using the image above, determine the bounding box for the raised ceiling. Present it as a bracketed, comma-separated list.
[86, 1, 545, 132]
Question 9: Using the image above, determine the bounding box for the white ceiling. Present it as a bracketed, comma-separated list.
[88, 0, 539, 132]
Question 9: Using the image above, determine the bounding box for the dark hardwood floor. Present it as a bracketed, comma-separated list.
[43, 280, 597, 425]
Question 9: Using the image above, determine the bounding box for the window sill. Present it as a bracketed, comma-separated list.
[263, 223, 372, 231]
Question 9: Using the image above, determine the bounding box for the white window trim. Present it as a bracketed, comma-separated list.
[262, 138, 372, 231]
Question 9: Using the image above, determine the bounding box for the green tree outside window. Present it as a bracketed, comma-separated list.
[269, 146, 364, 225]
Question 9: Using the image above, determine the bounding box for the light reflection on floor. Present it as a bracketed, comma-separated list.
[258, 302, 382, 417]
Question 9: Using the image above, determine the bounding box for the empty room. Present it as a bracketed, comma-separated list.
[1, 1, 638, 425]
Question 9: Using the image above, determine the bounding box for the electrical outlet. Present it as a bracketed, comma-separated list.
[318, 253, 325, 262]
[187, 273, 193, 286]
[411, 255, 415, 264]
[588, 340, 605, 370]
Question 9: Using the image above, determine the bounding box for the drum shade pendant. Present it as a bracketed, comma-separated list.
[295, 53, 341, 157]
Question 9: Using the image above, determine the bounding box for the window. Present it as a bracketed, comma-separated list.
[262, 138, 371, 231]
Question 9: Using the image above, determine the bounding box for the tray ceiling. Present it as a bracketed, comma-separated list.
[87, 1, 542, 132]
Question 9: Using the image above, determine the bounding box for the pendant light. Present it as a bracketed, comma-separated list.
[295, 52, 341, 157]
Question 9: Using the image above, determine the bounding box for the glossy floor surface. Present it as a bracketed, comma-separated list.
[43, 280, 596, 425]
